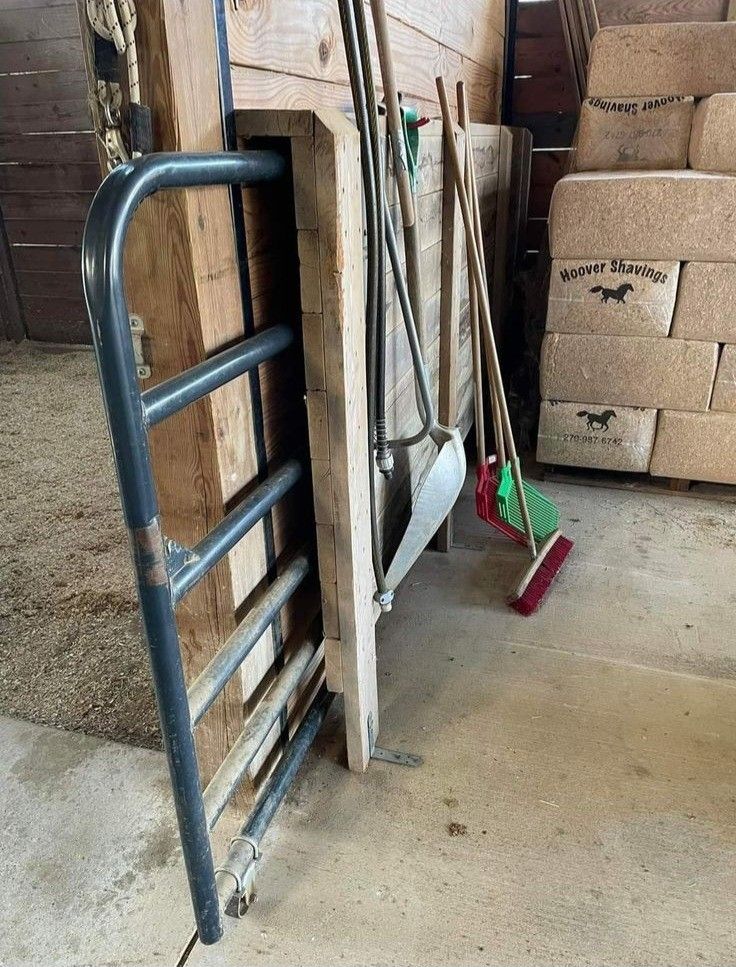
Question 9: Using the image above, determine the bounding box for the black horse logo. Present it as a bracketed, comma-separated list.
[590, 283, 634, 304]
[577, 409, 617, 431]
[617, 143, 640, 162]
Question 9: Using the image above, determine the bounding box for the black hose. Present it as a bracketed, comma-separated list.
[351, 0, 390, 473]
[336, 0, 390, 598]
[338, 0, 437, 604]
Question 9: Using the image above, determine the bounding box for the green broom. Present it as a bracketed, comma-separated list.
[496, 457, 560, 543]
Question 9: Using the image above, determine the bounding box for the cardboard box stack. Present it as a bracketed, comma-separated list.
[537, 22, 736, 484]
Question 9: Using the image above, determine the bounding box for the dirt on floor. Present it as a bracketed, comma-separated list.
[0, 342, 159, 747]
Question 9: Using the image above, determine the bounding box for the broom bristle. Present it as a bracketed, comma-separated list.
[509, 534, 574, 616]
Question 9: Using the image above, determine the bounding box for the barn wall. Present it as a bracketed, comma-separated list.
[0, 2, 99, 343]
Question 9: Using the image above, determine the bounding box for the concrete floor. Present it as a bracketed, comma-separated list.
[2, 480, 735, 966]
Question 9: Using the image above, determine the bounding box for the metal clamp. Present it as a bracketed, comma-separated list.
[231, 834, 261, 862]
[374, 588, 394, 612]
[216, 835, 260, 919]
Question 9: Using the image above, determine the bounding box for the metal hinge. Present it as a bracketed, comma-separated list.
[129, 315, 151, 380]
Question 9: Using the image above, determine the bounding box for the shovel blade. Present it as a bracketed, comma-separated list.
[384, 427, 466, 592]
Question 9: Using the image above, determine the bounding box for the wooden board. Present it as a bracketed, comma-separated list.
[0, 99, 92, 135]
[0, 67, 89, 104]
[491, 126, 532, 357]
[313, 110, 378, 770]
[528, 148, 570, 219]
[0, 163, 99, 192]
[384, 0, 505, 58]
[0, 4, 81, 41]
[226, 0, 505, 125]
[230, 64, 498, 126]
[239, 108, 378, 772]
[0, 133, 97, 163]
[227, 0, 498, 118]
[0, 38, 84, 73]
[0, 0, 98, 342]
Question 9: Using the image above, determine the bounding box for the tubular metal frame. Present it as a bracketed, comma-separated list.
[82, 151, 329, 944]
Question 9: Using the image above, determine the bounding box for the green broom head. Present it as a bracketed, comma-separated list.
[497, 458, 560, 543]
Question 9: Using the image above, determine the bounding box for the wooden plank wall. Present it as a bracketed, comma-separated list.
[225, 0, 505, 125]
[512, 0, 729, 259]
[0, 0, 505, 342]
[0, 1, 99, 343]
[223, 0, 505, 534]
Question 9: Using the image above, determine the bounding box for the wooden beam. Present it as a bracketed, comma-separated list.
[313, 110, 377, 771]
[236, 107, 377, 772]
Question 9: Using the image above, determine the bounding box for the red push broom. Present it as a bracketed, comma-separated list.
[440, 78, 573, 615]
[457, 87, 527, 547]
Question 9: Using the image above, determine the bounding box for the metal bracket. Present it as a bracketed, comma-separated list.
[367, 712, 422, 766]
[164, 538, 199, 579]
[129, 315, 151, 379]
[371, 746, 423, 767]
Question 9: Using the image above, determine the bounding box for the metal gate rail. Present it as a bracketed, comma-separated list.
[82, 151, 331, 944]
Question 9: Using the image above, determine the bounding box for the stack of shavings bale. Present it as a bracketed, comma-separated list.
[537, 21, 736, 485]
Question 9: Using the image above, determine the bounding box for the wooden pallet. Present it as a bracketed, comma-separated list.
[541, 465, 736, 503]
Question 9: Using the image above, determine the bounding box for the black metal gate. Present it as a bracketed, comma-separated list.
[82, 150, 330, 945]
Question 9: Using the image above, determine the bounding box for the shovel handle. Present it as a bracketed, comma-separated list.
[369, 0, 415, 227]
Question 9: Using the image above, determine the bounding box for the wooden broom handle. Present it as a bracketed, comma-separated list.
[437, 76, 536, 556]
[459, 108, 486, 464]
[457, 82, 506, 468]
[369, 0, 415, 227]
